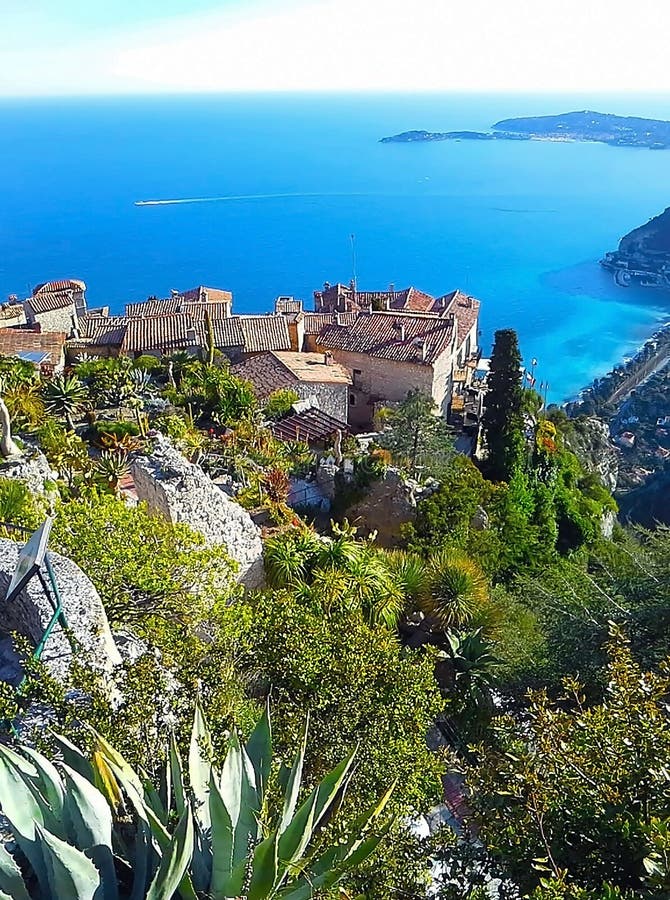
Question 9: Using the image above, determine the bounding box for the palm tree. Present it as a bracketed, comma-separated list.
[421, 548, 490, 631]
[43, 373, 88, 429]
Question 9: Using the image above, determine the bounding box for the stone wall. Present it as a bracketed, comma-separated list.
[130, 435, 264, 588]
[295, 381, 349, 423]
[0, 538, 121, 682]
[26, 303, 77, 335]
[322, 348, 436, 427]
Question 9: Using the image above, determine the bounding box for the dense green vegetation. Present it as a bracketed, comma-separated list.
[0, 332, 669, 899]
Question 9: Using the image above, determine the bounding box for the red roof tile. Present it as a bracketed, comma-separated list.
[121, 314, 197, 354]
[317, 311, 455, 365]
[33, 279, 85, 296]
[0, 327, 66, 367]
[232, 351, 351, 398]
[27, 292, 76, 315]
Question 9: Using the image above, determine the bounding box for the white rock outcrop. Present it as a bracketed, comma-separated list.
[130, 435, 264, 588]
[0, 447, 53, 496]
[0, 538, 122, 682]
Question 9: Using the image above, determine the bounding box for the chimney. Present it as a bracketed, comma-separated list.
[170, 289, 179, 298]
[202, 289, 209, 303]
[389, 282, 395, 294]
[383, 297, 390, 311]
[324, 351, 333, 366]
[421, 340, 428, 362]
[400, 323, 406, 342]
[335, 311, 341, 326]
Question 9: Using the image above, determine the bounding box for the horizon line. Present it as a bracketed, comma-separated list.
[1, 88, 669, 101]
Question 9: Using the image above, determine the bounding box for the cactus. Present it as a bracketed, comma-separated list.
[0, 704, 393, 899]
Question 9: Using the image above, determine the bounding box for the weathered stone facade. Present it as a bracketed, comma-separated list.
[25, 302, 78, 335]
[322, 348, 439, 427]
[293, 381, 349, 423]
[0, 538, 122, 682]
[130, 435, 264, 588]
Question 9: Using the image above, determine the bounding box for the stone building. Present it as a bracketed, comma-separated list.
[233, 350, 352, 422]
[24, 279, 87, 334]
[314, 310, 466, 427]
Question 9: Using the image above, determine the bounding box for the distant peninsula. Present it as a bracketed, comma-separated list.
[381, 110, 670, 149]
[601, 206, 670, 289]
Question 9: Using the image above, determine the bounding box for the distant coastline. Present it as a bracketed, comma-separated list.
[381, 110, 670, 150]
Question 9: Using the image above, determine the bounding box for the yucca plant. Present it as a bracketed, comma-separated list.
[0, 703, 393, 899]
[421, 548, 490, 631]
[43, 374, 88, 430]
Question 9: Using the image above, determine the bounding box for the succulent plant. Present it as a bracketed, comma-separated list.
[0, 703, 393, 899]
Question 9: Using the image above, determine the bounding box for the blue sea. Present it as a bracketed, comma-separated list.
[2, 92, 670, 401]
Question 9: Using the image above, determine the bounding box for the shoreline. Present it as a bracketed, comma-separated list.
[566, 319, 670, 416]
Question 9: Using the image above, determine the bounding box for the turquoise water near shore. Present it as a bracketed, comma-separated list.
[2, 92, 670, 401]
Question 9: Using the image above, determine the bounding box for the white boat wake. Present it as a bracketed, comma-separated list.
[134, 192, 371, 206]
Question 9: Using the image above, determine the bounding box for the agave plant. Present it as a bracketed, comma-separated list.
[94, 450, 130, 496]
[43, 374, 89, 430]
[0, 704, 393, 899]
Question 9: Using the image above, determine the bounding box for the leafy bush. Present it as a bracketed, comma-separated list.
[51, 494, 237, 638]
[263, 388, 299, 419]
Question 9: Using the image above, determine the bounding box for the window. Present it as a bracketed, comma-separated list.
[349, 393, 356, 406]
[353, 368, 362, 387]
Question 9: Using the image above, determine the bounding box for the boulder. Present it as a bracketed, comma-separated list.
[130, 435, 264, 589]
[0, 446, 54, 496]
[0, 538, 122, 682]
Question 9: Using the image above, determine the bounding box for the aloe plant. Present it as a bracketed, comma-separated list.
[0, 703, 393, 899]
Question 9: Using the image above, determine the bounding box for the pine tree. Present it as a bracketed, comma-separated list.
[481, 329, 525, 482]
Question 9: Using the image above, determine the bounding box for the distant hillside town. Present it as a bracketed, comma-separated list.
[0, 277, 482, 432]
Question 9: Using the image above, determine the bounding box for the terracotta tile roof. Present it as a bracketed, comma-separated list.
[26, 291, 76, 315]
[125, 298, 183, 317]
[126, 297, 232, 319]
[33, 279, 85, 295]
[203, 317, 245, 349]
[314, 282, 444, 314]
[317, 311, 455, 365]
[233, 351, 351, 398]
[303, 312, 357, 334]
[79, 315, 129, 346]
[237, 316, 291, 353]
[178, 286, 232, 305]
[232, 354, 297, 398]
[121, 314, 197, 354]
[0, 327, 66, 367]
[271, 407, 348, 443]
[440, 291, 480, 347]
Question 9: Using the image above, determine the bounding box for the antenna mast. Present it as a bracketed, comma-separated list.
[350, 233, 357, 291]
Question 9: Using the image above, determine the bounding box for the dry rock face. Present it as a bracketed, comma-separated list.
[564, 416, 619, 492]
[0, 538, 121, 682]
[0, 447, 54, 496]
[131, 435, 264, 588]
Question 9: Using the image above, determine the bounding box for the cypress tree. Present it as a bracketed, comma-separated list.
[481, 328, 525, 482]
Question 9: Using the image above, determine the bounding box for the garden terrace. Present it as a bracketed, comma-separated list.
[271, 406, 348, 444]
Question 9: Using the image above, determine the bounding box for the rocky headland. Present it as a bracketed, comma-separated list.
[601, 206, 670, 289]
[381, 110, 670, 149]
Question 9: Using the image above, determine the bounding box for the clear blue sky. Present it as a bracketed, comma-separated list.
[2, 0, 669, 96]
